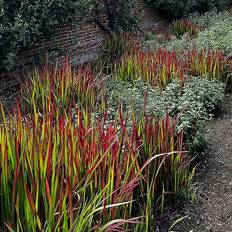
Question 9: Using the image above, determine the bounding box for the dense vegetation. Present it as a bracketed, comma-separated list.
[147, 0, 231, 19]
[144, 10, 232, 56]
[1, 0, 230, 71]
[0, 3, 232, 232]
[0, 0, 138, 71]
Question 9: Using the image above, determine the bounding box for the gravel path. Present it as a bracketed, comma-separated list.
[174, 92, 232, 232]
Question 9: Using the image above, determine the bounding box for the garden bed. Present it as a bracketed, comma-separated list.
[0, 8, 232, 232]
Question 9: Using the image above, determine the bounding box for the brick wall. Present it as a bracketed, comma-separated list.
[19, 0, 166, 66]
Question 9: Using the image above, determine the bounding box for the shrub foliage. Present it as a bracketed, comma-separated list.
[147, 0, 231, 19]
[0, 0, 138, 71]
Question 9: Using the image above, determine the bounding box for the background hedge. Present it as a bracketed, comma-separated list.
[147, 0, 231, 20]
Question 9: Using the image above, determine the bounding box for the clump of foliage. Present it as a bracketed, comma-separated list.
[0, 107, 139, 231]
[0, 0, 139, 71]
[186, 49, 231, 82]
[195, 19, 232, 56]
[184, 10, 232, 56]
[163, 34, 196, 52]
[147, 0, 231, 20]
[176, 77, 224, 152]
[21, 61, 105, 114]
[105, 77, 225, 153]
[0, 93, 192, 231]
[114, 49, 231, 88]
[171, 19, 199, 38]
[94, 32, 139, 73]
[154, 78, 225, 153]
[187, 9, 232, 27]
[0, 0, 88, 70]
[115, 49, 186, 88]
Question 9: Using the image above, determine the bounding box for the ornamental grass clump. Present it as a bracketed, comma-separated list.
[94, 32, 139, 74]
[114, 48, 231, 88]
[0, 107, 140, 231]
[0, 101, 193, 231]
[171, 19, 199, 38]
[130, 113, 193, 231]
[115, 49, 186, 88]
[186, 49, 231, 82]
[21, 60, 106, 115]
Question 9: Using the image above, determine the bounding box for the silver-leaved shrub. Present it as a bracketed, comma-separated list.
[105, 77, 225, 153]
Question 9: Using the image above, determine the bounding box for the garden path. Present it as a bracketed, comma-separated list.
[177, 92, 232, 232]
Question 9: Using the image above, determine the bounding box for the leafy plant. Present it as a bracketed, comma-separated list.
[0, 101, 193, 231]
[195, 19, 232, 56]
[147, 0, 192, 20]
[0, 0, 139, 71]
[20, 60, 106, 114]
[187, 9, 232, 27]
[171, 19, 199, 38]
[94, 32, 139, 73]
[170, 78, 225, 153]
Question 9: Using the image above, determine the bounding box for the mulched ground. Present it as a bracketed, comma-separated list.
[165, 91, 232, 232]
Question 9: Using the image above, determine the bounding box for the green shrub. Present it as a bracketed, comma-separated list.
[0, 0, 138, 71]
[147, 0, 192, 19]
[105, 77, 225, 153]
[187, 9, 232, 27]
[171, 78, 225, 153]
[147, 0, 231, 20]
[0, 0, 90, 70]
[165, 34, 196, 52]
[195, 18, 232, 56]
[145, 77, 225, 151]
